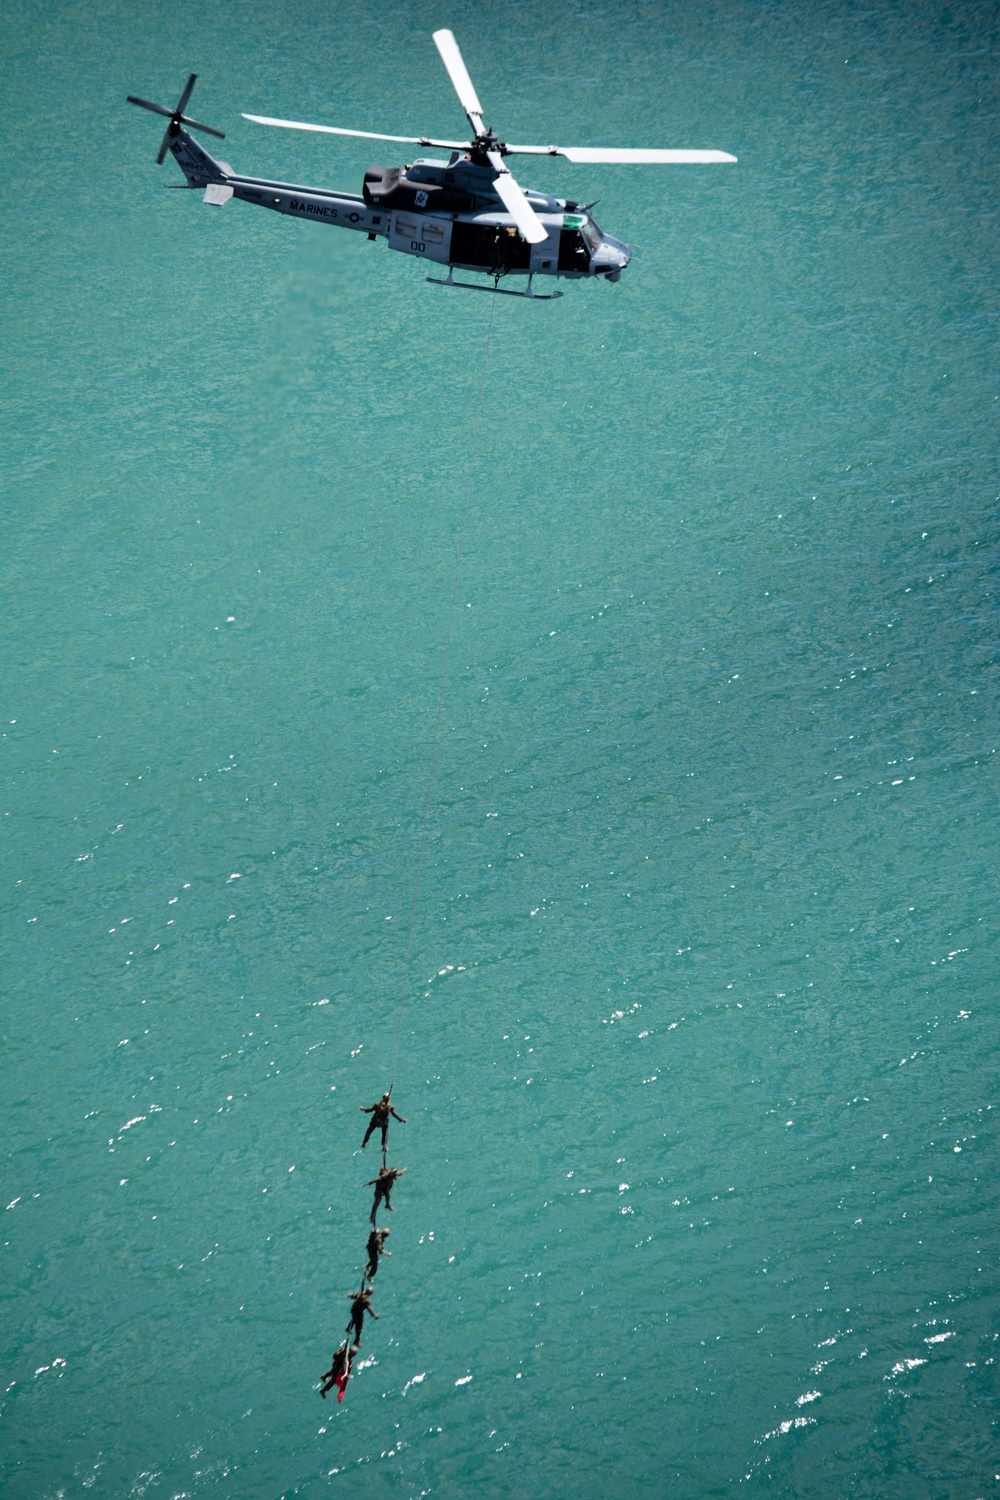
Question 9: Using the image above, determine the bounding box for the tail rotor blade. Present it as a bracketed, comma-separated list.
[129, 75, 226, 160]
[126, 95, 174, 118]
[178, 114, 226, 140]
[175, 72, 197, 117]
[432, 30, 485, 133]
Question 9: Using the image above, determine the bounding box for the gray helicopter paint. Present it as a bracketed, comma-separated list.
[388, 212, 451, 264]
[166, 126, 628, 282]
[127, 41, 736, 289]
[172, 132, 386, 232]
[387, 208, 566, 269]
[529, 221, 562, 276]
[403, 156, 563, 214]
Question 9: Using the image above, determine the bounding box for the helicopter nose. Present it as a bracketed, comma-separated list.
[603, 240, 631, 280]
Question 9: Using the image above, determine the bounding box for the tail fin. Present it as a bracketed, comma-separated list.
[169, 126, 231, 187]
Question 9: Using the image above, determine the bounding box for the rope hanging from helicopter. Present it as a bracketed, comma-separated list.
[321, 289, 498, 1403]
[389, 288, 498, 1084]
[125, 22, 739, 1412]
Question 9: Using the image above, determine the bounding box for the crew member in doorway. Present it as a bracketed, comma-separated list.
[360, 1091, 407, 1152]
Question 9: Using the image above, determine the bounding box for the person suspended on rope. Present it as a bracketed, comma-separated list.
[320, 1340, 359, 1401]
[367, 1164, 407, 1222]
[360, 1091, 407, 1152]
[365, 1226, 391, 1279]
[347, 1284, 378, 1344]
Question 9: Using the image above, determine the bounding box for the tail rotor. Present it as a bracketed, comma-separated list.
[126, 73, 226, 164]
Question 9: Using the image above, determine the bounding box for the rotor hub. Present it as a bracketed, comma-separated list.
[470, 127, 506, 162]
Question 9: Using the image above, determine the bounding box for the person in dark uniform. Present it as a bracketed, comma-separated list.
[367, 1164, 407, 1222]
[365, 1226, 391, 1280]
[347, 1284, 377, 1344]
[360, 1091, 407, 1152]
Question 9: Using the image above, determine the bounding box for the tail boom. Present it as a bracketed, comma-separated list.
[170, 127, 388, 232]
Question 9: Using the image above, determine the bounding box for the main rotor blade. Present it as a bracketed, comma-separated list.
[242, 113, 467, 149]
[157, 127, 173, 165]
[487, 152, 547, 244]
[503, 144, 738, 163]
[432, 30, 485, 134]
[563, 147, 737, 163]
[176, 73, 197, 117]
[126, 95, 174, 118]
[178, 114, 226, 140]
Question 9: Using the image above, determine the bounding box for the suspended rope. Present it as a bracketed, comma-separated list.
[321, 291, 498, 1402]
[389, 288, 499, 1086]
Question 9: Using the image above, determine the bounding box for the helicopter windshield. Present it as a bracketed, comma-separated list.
[579, 217, 603, 254]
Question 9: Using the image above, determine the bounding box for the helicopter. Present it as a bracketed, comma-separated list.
[128, 30, 736, 299]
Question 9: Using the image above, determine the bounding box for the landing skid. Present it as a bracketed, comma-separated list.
[426, 270, 563, 300]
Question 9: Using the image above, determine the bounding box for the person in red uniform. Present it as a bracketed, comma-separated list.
[321, 1341, 358, 1401]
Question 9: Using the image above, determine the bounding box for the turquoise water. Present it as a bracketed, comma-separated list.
[3, 0, 998, 1494]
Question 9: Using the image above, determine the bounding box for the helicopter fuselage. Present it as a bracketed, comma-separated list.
[169, 127, 630, 286]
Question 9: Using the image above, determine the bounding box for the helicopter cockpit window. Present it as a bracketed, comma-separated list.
[580, 219, 603, 255]
[558, 228, 590, 272]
